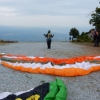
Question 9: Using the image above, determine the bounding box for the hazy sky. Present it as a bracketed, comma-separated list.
[0, 0, 99, 33]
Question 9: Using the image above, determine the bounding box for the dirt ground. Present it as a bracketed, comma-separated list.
[45, 41, 100, 58]
[68, 42, 100, 57]
[0, 42, 100, 100]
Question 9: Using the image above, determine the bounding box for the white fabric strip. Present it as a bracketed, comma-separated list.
[2, 61, 100, 70]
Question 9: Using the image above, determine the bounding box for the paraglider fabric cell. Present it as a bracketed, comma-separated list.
[0, 78, 67, 100]
[0, 53, 100, 77]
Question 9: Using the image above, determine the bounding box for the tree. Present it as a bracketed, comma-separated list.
[69, 27, 79, 38]
[77, 32, 92, 42]
[89, 7, 100, 31]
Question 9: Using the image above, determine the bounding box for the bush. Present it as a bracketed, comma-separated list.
[77, 33, 92, 42]
[76, 39, 84, 42]
[0, 39, 18, 43]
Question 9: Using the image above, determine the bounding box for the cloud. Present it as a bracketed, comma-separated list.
[0, 0, 98, 17]
[0, 15, 91, 28]
[0, 7, 18, 17]
[0, 0, 99, 30]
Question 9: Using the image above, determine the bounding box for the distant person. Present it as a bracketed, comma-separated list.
[69, 36, 73, 42]
[69, 37, 71, 42]
[94, 30, 100, 47]
[44, 30, 54, 49]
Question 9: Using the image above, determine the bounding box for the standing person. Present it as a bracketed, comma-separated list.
[69, 37, 71, 42]
[94, 30, 100, 47]
[44, 30, 54, 49]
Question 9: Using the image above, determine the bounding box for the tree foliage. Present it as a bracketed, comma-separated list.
[69, 27, 79, 38]
[89, 7, 100, 30]
[77, 32, 92, 42]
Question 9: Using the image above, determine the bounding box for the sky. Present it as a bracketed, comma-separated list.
[0, 0, 100, 33]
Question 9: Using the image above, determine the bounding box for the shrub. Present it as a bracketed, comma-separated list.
[77, 33, 92, 42]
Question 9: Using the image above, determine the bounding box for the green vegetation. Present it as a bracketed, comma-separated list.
[76, 32, 92, 42]
[0, 40, 18, 43]
[69, 27, 79, 38]
[89, 7, 100, 31]
[69, 28, 92, 43]
[69, 3, 100, 43]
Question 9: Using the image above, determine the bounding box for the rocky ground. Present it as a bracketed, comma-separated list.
[0, 42, 100, 100]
